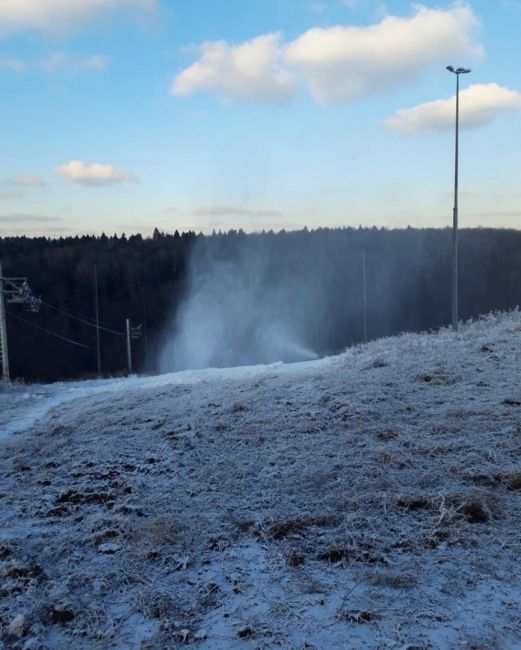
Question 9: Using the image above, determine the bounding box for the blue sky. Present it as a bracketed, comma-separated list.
[0, 0, 520, 237]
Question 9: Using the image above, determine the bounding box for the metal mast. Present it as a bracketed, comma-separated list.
[446, 65, 471, 331]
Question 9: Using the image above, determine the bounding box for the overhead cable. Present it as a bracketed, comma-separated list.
[7, 312, 93, 349]
[40, 300, 125, 336]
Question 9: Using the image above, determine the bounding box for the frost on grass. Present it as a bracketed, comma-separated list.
[1, 311, 521, 648]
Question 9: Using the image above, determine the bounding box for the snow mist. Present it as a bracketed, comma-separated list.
[159, 234, 321, 372]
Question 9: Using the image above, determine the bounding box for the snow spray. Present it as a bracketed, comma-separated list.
[159, 234, 321, 371]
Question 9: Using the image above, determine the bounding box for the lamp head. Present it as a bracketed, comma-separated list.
[447, 65, 471, 74]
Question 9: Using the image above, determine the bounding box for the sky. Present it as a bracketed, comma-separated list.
[0, 0, 520, 237]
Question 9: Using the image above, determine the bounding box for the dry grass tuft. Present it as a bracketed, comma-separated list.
[458, 498, 493, 524]
[230, 402, 249, 413]
[129, 515, 187, 548]
[376, 428, 397, 441]
[418, 373, 457, 385]
[337, 609, 380, 624]
[287, 551, 305, 567]
[397, 495, 433, 511]
[268, 514, 340, 540]
[505, 472, 521, 491]
[318, 542, 387, 566]
[370, 572, 417, 590]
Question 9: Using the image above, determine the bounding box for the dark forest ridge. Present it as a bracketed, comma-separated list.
[1, 227, 520, 383]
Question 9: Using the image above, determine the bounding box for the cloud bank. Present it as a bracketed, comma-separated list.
[55, 161, 138, 186]
[0, 213, 60, 223]
[384, 83, 521, 134]
[2, 174, 47, 188]
[0, 0, 156, 36]
[172, 4, 482, 104]
[0, 174, 48, 199]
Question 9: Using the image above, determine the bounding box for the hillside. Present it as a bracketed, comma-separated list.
[1, 312, 521, 649]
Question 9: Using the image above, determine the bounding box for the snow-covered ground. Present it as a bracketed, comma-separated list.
[1, 312, 521, 649]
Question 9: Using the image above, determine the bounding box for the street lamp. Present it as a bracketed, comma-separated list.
[446, 65, 471, 331]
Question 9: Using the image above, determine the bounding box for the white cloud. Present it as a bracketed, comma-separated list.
[384, 83, 521, 134]
[0, 0, 156, 37]
[0, 213, 60, 223]
[0, 174, 47, 199]
[285, 4, 482, 103]
[3, 174, 47, 188]
[172, 4, 482, 105]
[0, 57, 25, 71]
[193, 205, 283, 219]
[55, 161, 138, 186]
[171, 33, 296, 103]
[39, 52, 110, 74]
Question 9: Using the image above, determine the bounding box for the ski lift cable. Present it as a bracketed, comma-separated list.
[40, 298, 109, 327]
[39, 300, 125, 336]
[39, 298, 102, 325]
[7, 311, 93, 349]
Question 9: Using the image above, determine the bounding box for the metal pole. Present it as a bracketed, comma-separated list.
[0, 261, 10, 382]
[452, 73, 460, 331]
[94, 262, 101, 377]
[362, 249, 368, 343]
[126, 318, 132, 374]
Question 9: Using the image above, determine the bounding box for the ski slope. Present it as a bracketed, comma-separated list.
[1, 312, 521, 649]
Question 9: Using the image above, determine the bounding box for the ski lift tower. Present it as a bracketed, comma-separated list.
[0, 260, 41, 382]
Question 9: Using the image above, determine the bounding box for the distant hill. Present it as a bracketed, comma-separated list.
[1, 226, 521, 382]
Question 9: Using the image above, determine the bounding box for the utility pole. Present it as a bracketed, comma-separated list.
[446, 65, 471, 331]
[0, 261, 10, 382]
[143, 307, 148, 372]
[126, 318, 132, 374]
[362, 249, 368, 343]
[94, 262, 101, 377]
[126, 321, 142, 375]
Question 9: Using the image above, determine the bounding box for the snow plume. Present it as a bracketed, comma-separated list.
[159, 235, 321, 372]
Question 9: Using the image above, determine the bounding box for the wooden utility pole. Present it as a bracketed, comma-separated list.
[142, 307, 148, 372]
[362, 249, 368, 343]
[94, 262, 101, 377]
[126, 318, 132, 373]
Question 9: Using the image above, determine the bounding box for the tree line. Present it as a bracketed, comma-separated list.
[1, 226, 519, 383]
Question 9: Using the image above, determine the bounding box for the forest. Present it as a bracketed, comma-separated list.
[1, 226, 520, 383]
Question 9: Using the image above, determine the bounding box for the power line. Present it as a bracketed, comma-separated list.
[7, 312, 93, 349]
[40, 299, 125, 336]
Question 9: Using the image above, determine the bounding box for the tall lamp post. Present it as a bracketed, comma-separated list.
[446, 65, 471, 331]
